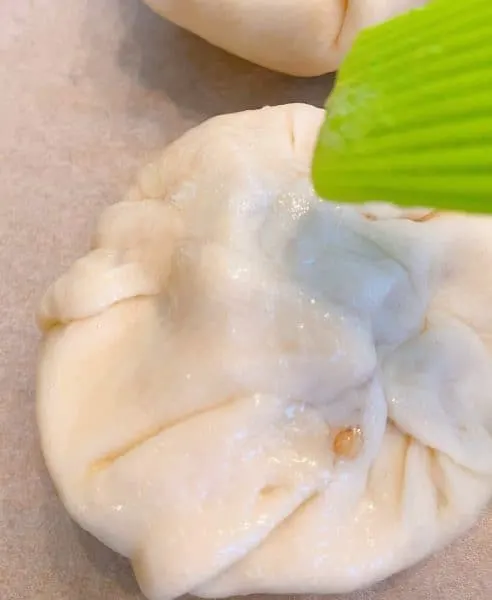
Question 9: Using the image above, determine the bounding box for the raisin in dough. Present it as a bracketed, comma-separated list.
[37, 103, 492, 600]
[142, 0, 428, 76]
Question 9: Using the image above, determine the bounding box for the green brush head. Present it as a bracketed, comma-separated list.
[312, 0, 492, 214]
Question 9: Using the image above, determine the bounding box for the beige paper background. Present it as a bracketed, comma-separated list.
[0, 1, 490, 598]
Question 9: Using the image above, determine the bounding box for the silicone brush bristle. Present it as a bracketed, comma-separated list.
[312, 0, 492, 213]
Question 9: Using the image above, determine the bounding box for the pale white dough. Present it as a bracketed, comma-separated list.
[142, 0, 428, 76]
[37, 104, 492, 600]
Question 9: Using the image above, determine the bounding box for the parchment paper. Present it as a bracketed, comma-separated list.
[0, 1, 490, 599]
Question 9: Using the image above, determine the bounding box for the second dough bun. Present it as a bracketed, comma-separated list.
[142, 0, 427, 76]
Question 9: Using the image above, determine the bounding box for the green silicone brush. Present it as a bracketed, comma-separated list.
[311, 0, 492, 213]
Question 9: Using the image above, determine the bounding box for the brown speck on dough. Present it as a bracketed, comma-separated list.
[333, 426, 364, 460]
[407, 210, 440, 223]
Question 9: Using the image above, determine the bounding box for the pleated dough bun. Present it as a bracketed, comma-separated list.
[37, 104, 492, 600]
[142, 0, 428, 76]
